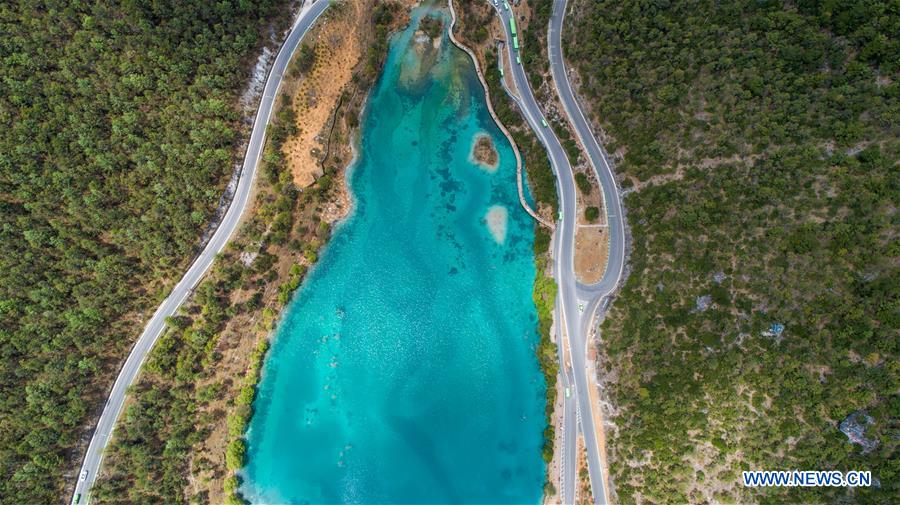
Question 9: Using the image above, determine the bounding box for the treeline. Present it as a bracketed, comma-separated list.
[566, 0, 897, 503]
[92, 3, 407, 502]
[452, 2, 561, 493]
[92, 99, 332, 504]
[0, 1, 291, 503]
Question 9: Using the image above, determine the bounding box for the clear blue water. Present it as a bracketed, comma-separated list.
[243, 7, 545, 504]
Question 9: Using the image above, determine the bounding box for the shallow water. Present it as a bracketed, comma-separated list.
[243, 6, 545, 504]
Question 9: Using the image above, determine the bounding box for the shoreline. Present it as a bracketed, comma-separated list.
[448, 1, 562, 501]
[446, 0, 552, 229]
[470, 132, 500, 172]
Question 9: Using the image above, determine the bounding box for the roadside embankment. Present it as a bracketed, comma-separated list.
[449, 1, 561, 501]
[90, 3, 414, 504]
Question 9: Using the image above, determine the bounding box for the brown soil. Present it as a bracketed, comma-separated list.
[282, 2, 366, 187]
[472, 133, 499, 171]
[576, 435, 595, 505]
[185, 2, 417, 502]
[574, 166, 608, 283]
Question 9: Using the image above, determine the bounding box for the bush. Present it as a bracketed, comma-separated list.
[575, 172, 592, 195]
[225, 439, 247, 471]
[584, 206, 600, 222]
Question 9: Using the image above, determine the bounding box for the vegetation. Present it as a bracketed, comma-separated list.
[419, 13, 444, 40]
[584, 206, 600, 223]
[0, 1, 292, 502]
[90, 101, 329, 504]
[566, 0, 898, 502]
[91, 3, 406, 502]
[532, 226, 559, 463]
[452, 0, 491, 44]
[365, 2, 404, 81]
[291, 44, 317, 76]
[519, 0, 552, 90]
[575, 172, 592, 195]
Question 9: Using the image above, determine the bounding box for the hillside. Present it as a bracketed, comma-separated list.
[0, 1, 289, 502]
[565, 0, 897, 503]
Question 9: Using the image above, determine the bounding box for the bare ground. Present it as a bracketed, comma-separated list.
[575, 224, 608, 285]
[282, 1, 365, 187]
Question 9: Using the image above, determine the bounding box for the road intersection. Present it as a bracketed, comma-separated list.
[70, 1, 623, 502]
[493, 0, 626, 503]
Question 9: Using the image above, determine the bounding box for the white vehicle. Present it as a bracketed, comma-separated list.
[565, 387, 571, 398]
[493, 0, 498, 6]
[79, 470, 88, 481]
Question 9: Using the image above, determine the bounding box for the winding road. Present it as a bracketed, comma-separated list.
[494, 0, 626, 503]
[548, 0, 627, 501]
[69, 2, 330, 503]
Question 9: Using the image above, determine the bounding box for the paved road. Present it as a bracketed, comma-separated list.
[491, 37, 577, 504]
[548, 0, 626, 499]
[69, 2, 330, 503]
[549, 0, 625, 300]
[493, 4, 608, 504]
[495, 0, 628, 503]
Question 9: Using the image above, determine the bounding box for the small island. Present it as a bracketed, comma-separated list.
[470, 132, 499, 172]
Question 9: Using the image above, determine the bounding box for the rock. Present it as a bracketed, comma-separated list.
[694, 294, 712, 312]
[239, 250, 258, 267]
[839, 410, 878, 454]
[713, 271, 726, 284]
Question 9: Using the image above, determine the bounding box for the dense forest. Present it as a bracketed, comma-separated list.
[91, 97, 322, 505]
[0, 0, 290, 502]
[92, 2, 405, 503]
[566, 0, 897, 503]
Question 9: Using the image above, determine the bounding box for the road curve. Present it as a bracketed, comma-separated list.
[491, 38, 577, 504]
[493, 3, 608, 504]
[70, 2, 330, 503]
[549, 0, 625, 299]
[548, 0, 626, 500]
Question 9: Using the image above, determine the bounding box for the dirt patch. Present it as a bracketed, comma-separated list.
[576, 434, 595, 505]
[282, 2, 365, 187]
[471, 132, 499, 171]
[575, 226, 608, 285]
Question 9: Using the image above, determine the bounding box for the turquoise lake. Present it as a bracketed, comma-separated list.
[243, 6, 545, 504]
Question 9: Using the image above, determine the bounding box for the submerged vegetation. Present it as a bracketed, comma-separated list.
[91, 97, 334, 505]
[452, 0, 561, 488]
[0, 1, 291, 502]
[567, 0, 897, 502]
[92, 3, 407, 503]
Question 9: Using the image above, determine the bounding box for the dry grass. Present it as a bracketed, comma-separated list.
[282, 2, 365, 187]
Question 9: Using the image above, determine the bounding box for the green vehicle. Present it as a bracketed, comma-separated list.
[541, 118, 548, 127]
[509, 17, 516, 36]
[512, 35, 519, 50]
[73, 494, 81, 504]
[516, 55, 521, 65]
[504, 1, 509, 11]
